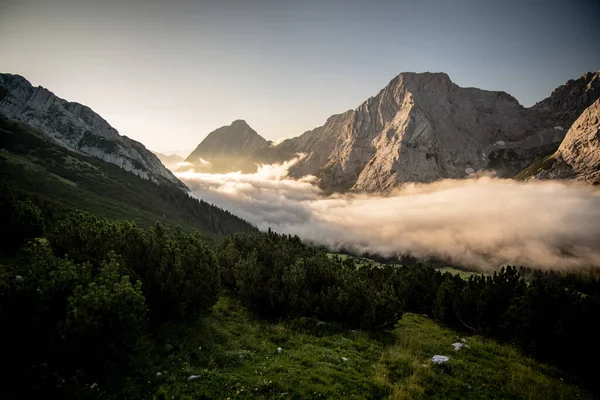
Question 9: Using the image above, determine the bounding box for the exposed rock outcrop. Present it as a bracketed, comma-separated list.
[0, 73, 184, 187]
[530, 98, 600, 184]
[532, 71, 600, 128]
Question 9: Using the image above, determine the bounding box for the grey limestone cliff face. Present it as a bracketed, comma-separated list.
[533, 98, 600, 184]
[532, 71, 600, 128]
[0, 73, 184, 187]
[275, 72, 600, 191]
[280, 72, 538, 191]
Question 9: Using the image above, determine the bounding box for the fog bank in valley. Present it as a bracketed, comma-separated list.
[177, 157, 600, 270]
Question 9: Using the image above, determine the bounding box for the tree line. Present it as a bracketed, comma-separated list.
[1, 180, 599, 398]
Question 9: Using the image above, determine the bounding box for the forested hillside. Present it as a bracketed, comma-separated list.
[0, 117, 256, 238]
[0, 181, 598, 398]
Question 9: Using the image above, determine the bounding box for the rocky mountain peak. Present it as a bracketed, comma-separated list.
[532, 71, 600, 127]
[182, 120, 270, 173]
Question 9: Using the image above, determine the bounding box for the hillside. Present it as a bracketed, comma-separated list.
[144, 296, 589, 399]
[0, 117, 256, 238]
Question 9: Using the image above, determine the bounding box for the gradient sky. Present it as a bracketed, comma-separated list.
[1, 0, 599, 154]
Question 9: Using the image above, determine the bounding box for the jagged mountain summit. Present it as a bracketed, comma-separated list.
[0, 73, 184, 187]
[531, 71, 600, 128]
[183, 119, 271, 173]
[183, 71, 600, 192]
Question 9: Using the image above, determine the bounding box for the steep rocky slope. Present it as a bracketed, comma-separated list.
[531, 71, 600, 127]
[186, 71, 599, 192]
[0, 73, 183, 187]
[520, 98, 600, 184]
[183, 120, 271, 173]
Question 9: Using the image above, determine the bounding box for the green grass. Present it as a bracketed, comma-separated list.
[514, 155, 557, 180]
[138, 296, 589, 400]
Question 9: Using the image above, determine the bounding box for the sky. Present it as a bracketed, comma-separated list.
[1, 0, 599, 155]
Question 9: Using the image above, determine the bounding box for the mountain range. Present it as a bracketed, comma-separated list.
[182, 71, 600, 191]
[1, 70, 599, 198]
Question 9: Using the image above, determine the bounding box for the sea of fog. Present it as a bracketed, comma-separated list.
[176, 156, 600, 271]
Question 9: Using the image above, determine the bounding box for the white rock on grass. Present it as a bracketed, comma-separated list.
[452, 342, 471, 351]
[431, 355, 449, 364]
[341, 357, 349, 362]
[188, 375, 201, 381]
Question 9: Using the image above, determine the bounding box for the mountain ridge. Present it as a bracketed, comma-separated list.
[0, 116, 256, 237]
[0, 73, 186, 189]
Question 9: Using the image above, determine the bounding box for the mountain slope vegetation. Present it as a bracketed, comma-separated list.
[0, 117, 256, 238]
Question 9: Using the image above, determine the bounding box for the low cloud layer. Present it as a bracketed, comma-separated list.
[177, 157, 600, 270]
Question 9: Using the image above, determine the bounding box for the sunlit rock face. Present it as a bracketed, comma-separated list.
[183, 119, 271, 173]
[0, 73, 184, 187]
[187, 71, 600, 192]
[533, 98, 600, 184]
[277, 72, 539, 192]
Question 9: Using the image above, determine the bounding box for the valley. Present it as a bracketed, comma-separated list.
[1, 47, 599, 400]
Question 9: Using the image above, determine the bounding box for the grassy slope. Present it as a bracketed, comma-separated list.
[513, 155, 557, 181]
[0, 118, 255, 239]
[139, 296, 589, 400]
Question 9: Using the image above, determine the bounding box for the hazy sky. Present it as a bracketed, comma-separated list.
[1, 0, 599, 154]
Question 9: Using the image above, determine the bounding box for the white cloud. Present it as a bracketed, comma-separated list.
[177, 158, 600, 271]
